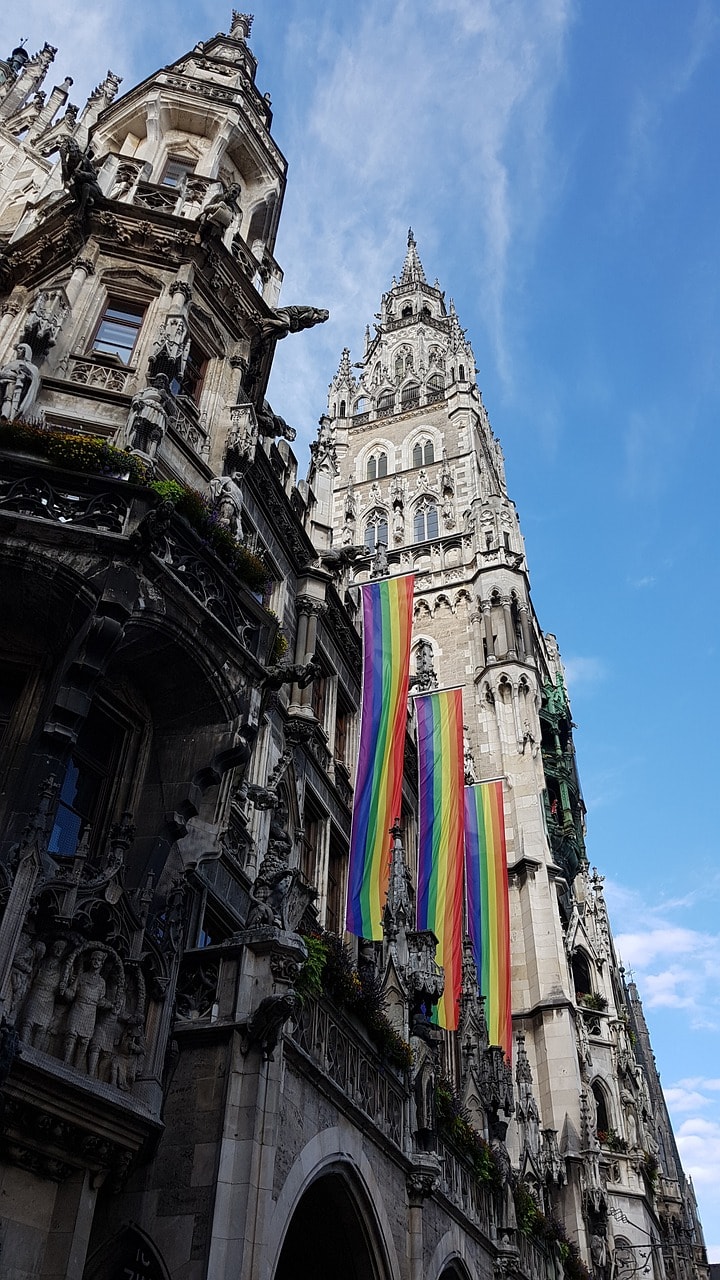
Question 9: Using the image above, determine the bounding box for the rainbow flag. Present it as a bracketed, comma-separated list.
[346, 574, 414, 939]
[464, 781, 512, 1060]
[415, 687, 465, 1030]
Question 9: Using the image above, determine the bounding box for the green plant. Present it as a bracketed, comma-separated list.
[308, 930, 413, 1071]
[148, 479, 269, 592]
[435, 1077, 500, 1186]
[297, 935, 329, 1005]
[0, 419, 150, 483]
[580, 992, 608, 1012]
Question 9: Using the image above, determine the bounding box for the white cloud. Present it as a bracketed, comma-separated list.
[268, 0, 576, 440]
[561, 655, 607, 690]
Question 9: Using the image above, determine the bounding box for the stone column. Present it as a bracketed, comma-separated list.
[288, 598, 311, 716]
[481, 598, 496, 663]
[501, 595, 516, 659]
[298, 601, 326, 713]
[406, 1159, 441, 1280]
[518, 602, 533, 661]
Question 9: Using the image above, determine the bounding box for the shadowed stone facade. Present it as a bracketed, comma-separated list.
[0, 14, 708, 1280]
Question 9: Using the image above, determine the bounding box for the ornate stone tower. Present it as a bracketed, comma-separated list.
[313, 230, 704, 1275]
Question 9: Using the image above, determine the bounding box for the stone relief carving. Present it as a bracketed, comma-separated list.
[0, 343, 41, 421]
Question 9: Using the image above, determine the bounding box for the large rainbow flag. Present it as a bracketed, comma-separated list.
[415, 687, 465, 1030]
[464, 781, 512, 1059]
[346, 574, 414, 939]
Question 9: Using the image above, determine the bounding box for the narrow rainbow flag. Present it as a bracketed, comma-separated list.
[346, 574, 414, 939]
[415, 687, 465, 1030]
[464, 781, 512, 1060]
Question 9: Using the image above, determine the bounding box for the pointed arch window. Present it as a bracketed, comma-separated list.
[413, 499, 438, 543]
[413, 439, 435, 468]
[366, 450, 387, 481]
[427, 372, 445, 403]
[364, 510, 388, 550]
[377, 390, 395, 417]
[401, 382, 420, 410]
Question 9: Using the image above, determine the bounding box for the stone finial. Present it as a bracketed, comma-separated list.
[383, 821, 413, 942]
[230, 12, 254, 40]
[399, 230, 427, 285]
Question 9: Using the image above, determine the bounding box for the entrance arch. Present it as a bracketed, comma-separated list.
[274, 1167, 387, 1280]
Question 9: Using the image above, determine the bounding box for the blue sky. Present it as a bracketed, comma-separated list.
[6, 0, 720, 1253]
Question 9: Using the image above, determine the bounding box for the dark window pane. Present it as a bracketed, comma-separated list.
[377, 453, 387, 478]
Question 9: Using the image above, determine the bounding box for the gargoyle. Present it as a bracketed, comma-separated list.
[244, 991, 300, 1060]
[262, 657, 322, 692]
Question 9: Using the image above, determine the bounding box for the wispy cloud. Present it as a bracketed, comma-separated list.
[268, 0, 576, 442]
[561, 655, 607, 690]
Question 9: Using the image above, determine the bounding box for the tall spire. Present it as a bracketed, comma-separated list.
[400, 227, 427, 285]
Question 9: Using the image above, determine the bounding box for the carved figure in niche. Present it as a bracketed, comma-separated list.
[341, 521, 353, 546]
[117, 1014, 145, 1091]
[88, 1006, 120, 1081]
[259, 305, 329, 342]
[21, 290, 68, 363]
[8, 933, 41, 1020]
[61, 948, 114, 1071]
[392, 507, 405, 542]
[124, 375, 171, 458]
[197, 182, 242, 240]
[370, 542, 388, 579]
[390, 475, 405, 506]
[621, 1089, 638, 1148]
[463, 727, 477, 784]
[19, 937, 67, 1050]
[0, 343, 41, 421]
[59, 138, 106, 221]
[590, 1233, 608, 1277]
[208, 476, 243, 540]
[129, 498, 175, 560]
[148, 312, 190, 383]
[345, 478, 357, 521]
[489, 1117, 517, 1240]
[440, 455, 454, 495]
[410, 1034, 439, 1152]
[368, 481, 382, 506]
[441, 498, 456, 529]
[246, 880, 277, 928]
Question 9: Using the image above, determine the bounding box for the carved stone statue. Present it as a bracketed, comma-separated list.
[0, 343, 41, 421]
[124, 375, 171, 458]
[117, 1014, 145, 1091]
[59, 138, 106, 221]
[197, 182, 242, 240]
[245, 881, 277, 928]
[262, 657, 321, 692]
[441, 498, 456, 529]
[256, 399, 296, 442]
[8, 933, 41, 1020]
[409, 639, 437, 692]
[246, 991, 299, 1060]
[20, 289, 69, 363]
[19, 937, 67, 1050]
[344, 479, 357, 521]
[259, 305, 329, 342]
[208, 476, 243, 540]
[370, 542, 389, 579]
[129, 498, 175, 559]
[320, 545, 370, 575]
[61, 948, 112, 1070]
[148, 312, 190, 383]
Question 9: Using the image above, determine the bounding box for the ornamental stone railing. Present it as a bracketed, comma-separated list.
[67, 357, 134, 394]
[0, 473, 131, 533]
[289, 997, 405, 1149]
[436, 1134, 495, 1238]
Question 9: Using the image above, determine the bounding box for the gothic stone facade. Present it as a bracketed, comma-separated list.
[0, 15, 709, 1280]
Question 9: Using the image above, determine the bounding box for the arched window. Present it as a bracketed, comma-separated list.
[354, 396, 368, 416]
[402, 304, 412, 318]
[414, 500, 439, 542]
[427, 372, 444, 402]
[402, 382, 420, 410]
[413, 438, 435, 467]
[572, 950, 593, 999]
[364, 511, 388, 550]
[339, 399, 346, 417]
[592, 1081, 611, 1137]
[377, 390, 395, 417]
[459, 363, 466, 381]
[366, 450, 387, 481]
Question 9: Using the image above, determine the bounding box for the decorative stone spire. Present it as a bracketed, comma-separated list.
[382, 820, 413, 942]
[399, 227, 427, 285]
[329, 346, 355, 393]
[229, 12, 254, 40]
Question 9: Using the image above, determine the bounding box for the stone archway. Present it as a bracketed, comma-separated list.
[83, 1225, 171, 1280]
[274, 1168, 386, 1280]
